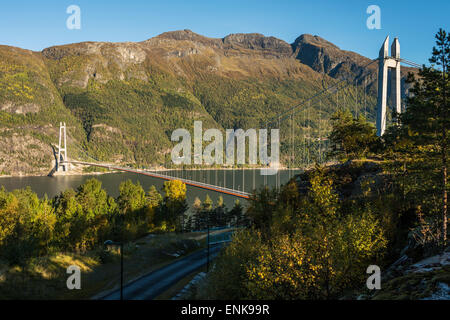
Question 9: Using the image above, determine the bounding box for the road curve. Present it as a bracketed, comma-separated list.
[101, 244, 224, 300]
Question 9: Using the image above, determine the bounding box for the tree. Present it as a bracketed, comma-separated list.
[229, 199, 245, 227]
[53, 189, 84, 249]
[146, 185, 162, 208]
[328, 109, 379, 160]
[116, 180, 147, 239]
[145, 185, 162, 229]
[202, 195, 213, 211]
[201, 229, 264, 299]
[214, 196, 227, 227]
[163, 179, 187, 201]
[246, 187, 278, 235]
[399, 29, 450, 245]
[74, 178, 115, 249]
[0, 188, 57, 263]
[117, 180, 146, 217]
[159, 180, 188, 232]
[205, 170, 387, 299]
[192, 197, 203, 230]
[29, 195, 56, 255]
[193, 197, 202, 211]
[0, 187, 19, 248]
[249, 170, 386, 299]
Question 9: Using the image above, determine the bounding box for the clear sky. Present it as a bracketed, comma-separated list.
[0, 0, 448, 64]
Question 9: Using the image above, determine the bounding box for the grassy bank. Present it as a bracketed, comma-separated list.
[0, 233, 201, 300]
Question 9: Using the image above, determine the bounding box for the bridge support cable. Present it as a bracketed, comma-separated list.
[277, 117, 281, 190]
[265, 58, 378, 129]
[263, 170, 267, 188]
[307, 101, 310, 168]
[289, 115, 295, 179]
[64, 160, 250, 199]
[364, 78, 367, 118]
[252, 168, 255, 191]
[355, 79, 358, 118]
[242, 167, 245, 193]
[336, 89, 339, 110]
[318, 100, 322, 164]
[233, 169, 235, 191]
[301, 107, 305, 167]
[399, 58, 423, 69]
[64, 52, 428, 196]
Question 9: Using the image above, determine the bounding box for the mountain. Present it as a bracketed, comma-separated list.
[0, 30, 415, 176]
[292, 34, 416, 93]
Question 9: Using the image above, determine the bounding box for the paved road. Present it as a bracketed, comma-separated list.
[101, 244, 224, 300]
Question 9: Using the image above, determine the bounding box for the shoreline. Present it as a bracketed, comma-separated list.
[0, 166, 306, 179]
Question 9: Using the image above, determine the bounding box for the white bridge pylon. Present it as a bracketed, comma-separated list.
[57, 122, 69, 172]
[377, 36, 402, 137]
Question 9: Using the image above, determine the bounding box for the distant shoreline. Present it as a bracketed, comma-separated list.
[0, 166, 306, 179]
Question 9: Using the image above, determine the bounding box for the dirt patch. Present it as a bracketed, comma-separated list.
[0, 101, 40, 114]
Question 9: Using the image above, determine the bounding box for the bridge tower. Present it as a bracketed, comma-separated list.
[376, 36, 401, 136]
[57, 122, 69, 172]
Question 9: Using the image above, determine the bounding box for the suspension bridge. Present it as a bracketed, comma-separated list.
[63, 160, 252, 199]
[55, 36, 422, 199]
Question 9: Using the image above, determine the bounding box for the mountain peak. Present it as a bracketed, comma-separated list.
[155, 29, 212, 41]
[222, 33, 292, 57]
[293, 34, 340, 50]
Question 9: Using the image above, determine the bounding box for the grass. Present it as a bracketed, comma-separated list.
[0, 233, 202, 300]
[372, 266, 450, 300]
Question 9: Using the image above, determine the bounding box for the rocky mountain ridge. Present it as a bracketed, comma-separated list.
[0, 30, 416, 176]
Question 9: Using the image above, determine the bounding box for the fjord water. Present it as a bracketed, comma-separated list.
[0, 169, 301, 211]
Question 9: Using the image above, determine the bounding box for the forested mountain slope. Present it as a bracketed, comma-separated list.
[0, 30, 415, 176]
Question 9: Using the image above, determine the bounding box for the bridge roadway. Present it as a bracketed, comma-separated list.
[63, 161, 251, 199]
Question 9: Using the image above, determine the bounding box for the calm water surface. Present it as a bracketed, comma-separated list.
[0, 169, 302, 211]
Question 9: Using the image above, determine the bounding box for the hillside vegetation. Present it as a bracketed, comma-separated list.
[0, 30, 413, 175]
[190, 29, 450, 300]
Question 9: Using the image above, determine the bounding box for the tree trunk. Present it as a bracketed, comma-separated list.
[440, 42, 447, 246]
[443, 154, 447, 245]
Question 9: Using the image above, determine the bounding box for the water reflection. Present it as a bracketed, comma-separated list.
[0, 169, 302, 211]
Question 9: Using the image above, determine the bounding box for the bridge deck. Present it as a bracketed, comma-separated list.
[63, 161, 251, 199]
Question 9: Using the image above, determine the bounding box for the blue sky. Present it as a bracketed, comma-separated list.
[0, 0, 448, 64]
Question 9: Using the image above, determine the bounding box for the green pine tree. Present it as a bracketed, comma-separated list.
[399, 29, 450, 245]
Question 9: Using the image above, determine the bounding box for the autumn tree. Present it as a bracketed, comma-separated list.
[159, 180, 188, 231]
[0, 187, 57, 263]
[204, 170, 387, 299]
